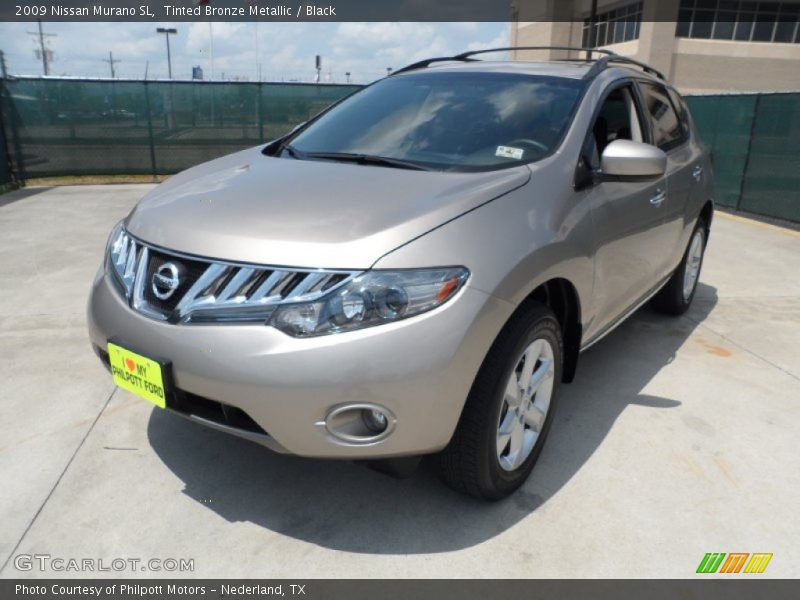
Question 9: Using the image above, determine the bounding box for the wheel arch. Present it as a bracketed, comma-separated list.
[509, 277, 582, 383]
[699, 199, 714, 238]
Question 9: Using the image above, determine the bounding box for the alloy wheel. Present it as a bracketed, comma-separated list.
[496, 338, 555, 472]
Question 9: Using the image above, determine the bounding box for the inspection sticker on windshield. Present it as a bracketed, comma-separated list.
[496, 146, 524, 160]
[107, 342, 167, 408]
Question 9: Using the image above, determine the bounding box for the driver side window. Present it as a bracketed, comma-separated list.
[583, 85, 644, 170]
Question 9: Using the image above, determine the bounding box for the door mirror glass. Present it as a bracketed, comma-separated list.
[601, 139, 667, 179]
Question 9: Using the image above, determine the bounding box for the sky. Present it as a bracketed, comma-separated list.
[0, 22, 510, 83]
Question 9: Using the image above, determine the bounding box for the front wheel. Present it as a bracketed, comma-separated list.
[438, 303, 562, 500]
[652, 219, 707, 316]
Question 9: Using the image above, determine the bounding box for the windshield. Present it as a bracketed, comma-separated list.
[285, 71, 586, 172]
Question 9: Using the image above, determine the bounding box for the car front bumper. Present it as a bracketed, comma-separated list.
[87, 267, 514, 458]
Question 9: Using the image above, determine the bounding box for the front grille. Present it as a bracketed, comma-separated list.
[143, 250, 209, 315]
[113, 231, 359, 324]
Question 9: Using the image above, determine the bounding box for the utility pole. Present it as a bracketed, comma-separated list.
[208, 22, 214, 81]
[254, 22, 261, 82]
[588, 0, 599, 59]
[156, 27, 177, 79]
[27, 19, 56, 76]
[315, 55, 321, 83]
[103, 51, 121, 78]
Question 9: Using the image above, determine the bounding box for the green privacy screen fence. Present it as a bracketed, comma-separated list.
[0, 77, 360, 181]
[685, 92, 800, 223]
[0, 77, 798, 223]
[0, 121, 10, 187]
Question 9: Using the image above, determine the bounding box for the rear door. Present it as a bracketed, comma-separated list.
[636, 80, 698, 280]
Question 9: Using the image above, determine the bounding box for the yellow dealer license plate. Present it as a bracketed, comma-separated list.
[107, 341, 168, 409]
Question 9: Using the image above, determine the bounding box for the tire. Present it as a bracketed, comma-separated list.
[438, 303, 563, 501]
[652, 219, 707, 316]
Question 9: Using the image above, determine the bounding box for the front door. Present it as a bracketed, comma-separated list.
[581, 83, 672, 340]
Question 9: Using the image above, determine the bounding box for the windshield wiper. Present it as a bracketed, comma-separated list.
[276, 142, 301, 158]
[301, 151, 432, 171]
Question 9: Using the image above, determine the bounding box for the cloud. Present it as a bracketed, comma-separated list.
[467, 28, 511, 52]
[0, 21, 510, 82]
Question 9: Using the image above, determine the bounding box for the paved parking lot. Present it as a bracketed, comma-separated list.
[1, 184, 799, 578]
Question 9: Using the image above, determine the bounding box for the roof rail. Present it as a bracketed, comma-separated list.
[452, 46, 617, 60]
[389, 56, 479, 77]
[390, 46, 616, 77]
[389, 45, 665, 81]
[583, 55, 665, 80]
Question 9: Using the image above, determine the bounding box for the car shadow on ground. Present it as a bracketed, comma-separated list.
[0, 186, 53, 208]
[147, 282, 718, 554]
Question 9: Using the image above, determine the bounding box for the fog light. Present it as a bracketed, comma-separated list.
[362, 408, 388, 433]
[323, 403, 396, 443]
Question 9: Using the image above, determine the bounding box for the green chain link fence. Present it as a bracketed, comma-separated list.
[1, 77, 798, 223]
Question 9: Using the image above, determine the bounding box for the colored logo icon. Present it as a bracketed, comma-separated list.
[697, 553, 773, 574]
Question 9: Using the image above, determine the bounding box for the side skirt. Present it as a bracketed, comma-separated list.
[579, 274, 671, 353]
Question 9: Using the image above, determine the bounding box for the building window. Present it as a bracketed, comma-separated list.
[676, 1, 800, 43]
[582, 2, 644, 48]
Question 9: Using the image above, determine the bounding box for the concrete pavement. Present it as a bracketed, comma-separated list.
[1, 185, 798, 578]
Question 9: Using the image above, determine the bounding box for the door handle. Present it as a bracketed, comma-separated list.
[650, 189, 666, 207]
[693, 165, 703, 181]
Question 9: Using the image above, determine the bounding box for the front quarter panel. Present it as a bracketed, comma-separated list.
[373, 160, 595, 335]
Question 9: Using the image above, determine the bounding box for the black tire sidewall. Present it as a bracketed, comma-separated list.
[680, 224, 706, 308]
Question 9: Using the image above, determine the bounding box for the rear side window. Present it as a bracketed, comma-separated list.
[666, 87, 692, 139]
[639, 82, 686, 151]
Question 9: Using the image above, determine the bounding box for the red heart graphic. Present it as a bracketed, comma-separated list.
[125, 358, 136, 372]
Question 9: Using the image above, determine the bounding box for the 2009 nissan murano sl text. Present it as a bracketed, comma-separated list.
[88, 47, 714, 500]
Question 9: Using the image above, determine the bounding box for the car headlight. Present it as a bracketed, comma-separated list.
[105, 221, 138, 298]
[269, 267, 470, 337]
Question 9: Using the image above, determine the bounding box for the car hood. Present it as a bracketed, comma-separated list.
[125, 146, 530, 269]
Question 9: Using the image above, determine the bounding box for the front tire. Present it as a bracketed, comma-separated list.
[652, 219, 707, 316]
[438, 303, 562, 500]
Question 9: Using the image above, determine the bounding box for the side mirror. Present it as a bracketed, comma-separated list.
[601, 140, 666, 179]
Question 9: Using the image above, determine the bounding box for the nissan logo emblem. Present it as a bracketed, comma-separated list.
[152, 262, 181, 300]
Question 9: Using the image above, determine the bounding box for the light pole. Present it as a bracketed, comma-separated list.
[156, 27, 177, 79]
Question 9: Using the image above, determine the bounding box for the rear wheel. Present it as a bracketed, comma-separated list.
[438, 303, 562, 500]
[652, 219, 707, 316]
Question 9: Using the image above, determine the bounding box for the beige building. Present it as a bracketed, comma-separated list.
[512, 0, 800, 92]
